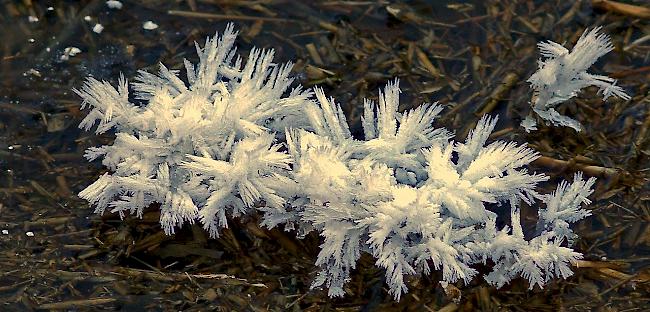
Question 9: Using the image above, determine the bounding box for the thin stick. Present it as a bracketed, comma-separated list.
[533, 155, 623, 178]
[167, 10, 298, 23]
[37, 298, 116, 310]
[475, 72, 519, 116]
[591, 0, 650, 19]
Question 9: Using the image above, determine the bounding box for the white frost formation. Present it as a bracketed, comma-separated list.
[526, 27, 630, 132]
[106, 0, 123, 10]
[265, 86, 596, 299]
[78, 24, 598, 300]
[77, 24, 311, 237]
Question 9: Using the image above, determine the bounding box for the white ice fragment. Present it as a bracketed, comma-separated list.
[66, 47, 81, 55]
[60, 47, 82, 61]
[106, 0, 123, 9]
[28, 16, 39, 23]
[1, 230, 8, 235]
[93, 23, 104, 34]
[143, 21, 158, 30]
[25, 69, 41, 77]
[521, 115, 538, 133]
[25, 231, 34, 237]
[84, 15, 92, 22]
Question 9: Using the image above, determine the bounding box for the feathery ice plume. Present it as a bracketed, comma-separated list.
[77, 23, 312, 237]
[525, 27, 630, 132]
[78, 25, 599, 301]
[262, 81, 596, 300]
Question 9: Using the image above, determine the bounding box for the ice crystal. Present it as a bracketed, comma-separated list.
[78, 24, 601, 301]
[526, 27, 630, 132]
[77, 23, 311, 236]
[267, 85, 595, 298]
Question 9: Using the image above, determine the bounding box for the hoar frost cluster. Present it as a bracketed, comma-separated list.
[525, 27, 630, 132]
[77, 24, 311, 237]
[78, 24, 602, 300]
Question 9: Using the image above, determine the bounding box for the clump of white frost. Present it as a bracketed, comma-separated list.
[77, 23, 312, 237]
[60, 47, 82, 61]
[525, 27, 631, 132]
[264, 84, 596, 299]
[78, 24, 601, 301]
[106, 0, 123, 10]
[142, 21, 158, 30]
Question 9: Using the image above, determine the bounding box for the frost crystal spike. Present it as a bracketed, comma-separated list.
[525, 27, 630, 132]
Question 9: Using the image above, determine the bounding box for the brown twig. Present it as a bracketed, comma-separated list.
[167, 10, 298, 23]
[475, 72, 519, 116]
[37, 298, 117, 310]
[533, 155, 623, 178]
[592, 0, 650, 19]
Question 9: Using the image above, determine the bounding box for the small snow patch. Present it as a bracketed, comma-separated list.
[61, 47, 82, 61]
[93, 23, 104, 34]
[106, 0, 123, 9]
[143, 21, 158, 30]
